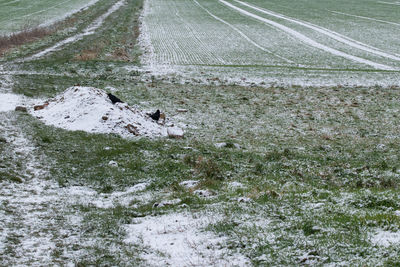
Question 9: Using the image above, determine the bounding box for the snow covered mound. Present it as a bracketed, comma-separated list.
[31, 86, 168, 138]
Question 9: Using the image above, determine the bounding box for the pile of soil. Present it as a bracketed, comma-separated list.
[31, 86, 168, 138]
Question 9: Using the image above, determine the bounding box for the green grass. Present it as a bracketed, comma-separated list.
[1, 0, 400, 265]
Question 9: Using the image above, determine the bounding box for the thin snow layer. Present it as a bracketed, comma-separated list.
[124, 211, 250, 266]
[371, 230, 400, 247]
[64, 182, 152, 209]
[31, 86, 167, 138]
[25, 0, 126, 60]
[219, 0, 394, 71]
[0, 93, 21, 112]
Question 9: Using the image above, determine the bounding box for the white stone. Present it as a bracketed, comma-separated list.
[167, 127, 184, 138]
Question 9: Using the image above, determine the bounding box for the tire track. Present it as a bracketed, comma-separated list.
[22, 0, 125, 61]
[0, 0, 21, 7]
[192, 0, 293, 64]
[233, 0, 400, 61]
[219, 0, 396, 70]
[329, 10, 400, 27]
[378, 1, 400, 6]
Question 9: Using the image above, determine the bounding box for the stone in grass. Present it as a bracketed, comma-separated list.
[167, 127, 184, 139]
[34, 102, 49, 111]
[15, 106, 27, 112]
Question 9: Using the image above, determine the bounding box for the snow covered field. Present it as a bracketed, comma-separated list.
[1, 0, 400, 265]
[0, 0, 101, 34]
[141, 0, 400, 86]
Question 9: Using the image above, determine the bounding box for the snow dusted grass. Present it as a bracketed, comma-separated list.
[5, 78, 400, 265]
[141, 0, 400, 86]
[2, 0, 400, 265]
[0, 0, 101, 35]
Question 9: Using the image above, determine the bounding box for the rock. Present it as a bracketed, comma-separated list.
[34, 102, 49, 111]
[125, 124, 139, 136]
[15, 106, 27, 112]
[167, 127, 184, 138]
[159, 113, 166, 124]
[0, 137, 7, 143]
[102, 116, 109, 121]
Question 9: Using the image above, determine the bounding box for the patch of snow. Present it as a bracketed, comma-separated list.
[229, 181, 245, 188]
[371, 230, 400, 247]
[167, 126, 184, 138]
[153, 198, 182, 208]
[108, 160, 118, 167]
[215, 142, 227, 148]
[63, 182, 152, 209]
[0, 93, 22, 112]
[237, 197, 252, 203]
[194, 189, 214, 198]
[124, 211, 250, 266]
[179, 180, 199, 189]
[30, 86, 168, 138]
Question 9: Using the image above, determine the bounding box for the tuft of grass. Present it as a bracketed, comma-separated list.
[0, 26, 52, 55]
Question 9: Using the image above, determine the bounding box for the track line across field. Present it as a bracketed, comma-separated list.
[233, 0, 400, 61]
[219, 0, 396, 70]
[329, 10, 400, 27]
[24, 0, 125, 61]
[192, 0, 293, 64]
[377, 1, 400, 6]
[0, 0, 20, 7]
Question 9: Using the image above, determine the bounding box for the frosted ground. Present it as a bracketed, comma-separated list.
[1, 0, 400, 265]
[141, 0, 400, 86]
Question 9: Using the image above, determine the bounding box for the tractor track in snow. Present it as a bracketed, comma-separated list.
[219, 0, 397, 71]
[192, 0, 293, 64]
[233, 0, 400, 61]
[21, 0, 126, 61]
[329, 10, 400, 27]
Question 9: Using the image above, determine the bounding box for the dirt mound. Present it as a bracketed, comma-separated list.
[31, 86, 168, 138]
